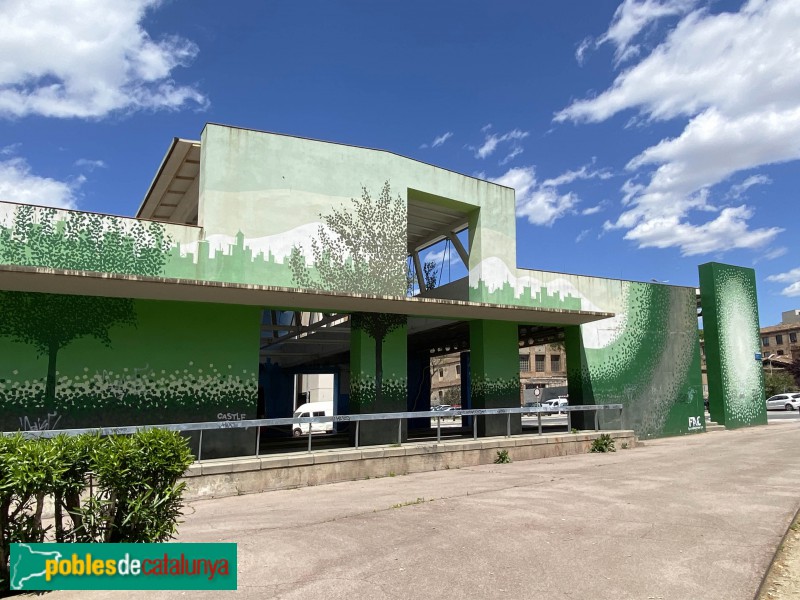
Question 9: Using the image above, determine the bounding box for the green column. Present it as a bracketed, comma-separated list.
[699, 262, 767, 428]
[349, 313, 407, 445]
[469, 320, 520, 437]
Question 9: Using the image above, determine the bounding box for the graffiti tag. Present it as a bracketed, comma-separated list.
[688, 416, 703, 430]
[19, 411, 62, 432]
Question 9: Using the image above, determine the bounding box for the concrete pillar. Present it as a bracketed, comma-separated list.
[469, 320, 521, 437]
[349, 313, 407, 445]
[564, 325, 593, 430]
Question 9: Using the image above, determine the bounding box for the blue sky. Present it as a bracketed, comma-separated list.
[0, 0, 798, 325]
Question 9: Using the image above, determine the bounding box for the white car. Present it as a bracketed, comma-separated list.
[541, 398, 569, 414]
[766, 393, 800, 411]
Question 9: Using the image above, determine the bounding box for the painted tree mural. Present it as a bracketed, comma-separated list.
[0, 206, 174, 412]
[289, 182, 408, 409]
[0, 292, 136, 412]
[351, 312, 406, 408]
[0, 205, 171, 276]
[289, 181, 407, 296]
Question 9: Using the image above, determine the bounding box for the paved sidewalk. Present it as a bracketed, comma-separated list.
[50, 422, 800, 599]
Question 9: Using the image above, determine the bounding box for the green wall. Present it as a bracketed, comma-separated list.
[349, 313, 407, 444]
[699, 263, 767, 428]
[469, 320, 521, 436]
[0, 292, 261, 433]
[565, 281, 704, 439]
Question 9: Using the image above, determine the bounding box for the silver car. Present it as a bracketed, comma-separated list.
[766, 393, 800, 411]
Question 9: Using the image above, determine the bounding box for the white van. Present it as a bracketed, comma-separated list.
[542, 397, 569, 414]
[292, 401, 334, 436]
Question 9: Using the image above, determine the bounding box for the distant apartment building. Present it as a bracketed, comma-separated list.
[760, 309, 800, 361]
[430, 344, 567, 405]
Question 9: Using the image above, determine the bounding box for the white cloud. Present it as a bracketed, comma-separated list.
[558, 0, 798, 256]
[490, 166, 575, 227]
[767, 267, 800, 297]
[0, 0, 207, 119]
[421, 131, 453, 149]
[474, 128, 529, 159]
[575, 229, 591, 243]
[599, 0, 699, 65]
[491, 161, 613, 227]
[74, 158, 107, 171]
[728, 174, 771, 199]
[423, 247, 460, 266]
[499, 145, 524, 166]
[620, 205, 782, 256]
[541, 164, 612, 187]
[763, 247, 787, 260]
[0, 158, 80, 209]
[431, 132, 453, 148]
[582, 201, 609, 216]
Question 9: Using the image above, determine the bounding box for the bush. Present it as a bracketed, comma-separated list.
[590, 434, 616, 453]
[494, 449, 511, 464]
[0, 429, 193, 590]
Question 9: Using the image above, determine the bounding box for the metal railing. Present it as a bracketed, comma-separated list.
[8, 404, 624, 461]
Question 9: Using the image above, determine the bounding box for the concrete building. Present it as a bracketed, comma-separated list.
[0, 124, 768, 453]
[760, 309, 800, 360]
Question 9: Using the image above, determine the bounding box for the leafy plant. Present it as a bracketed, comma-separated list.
[0, 429, 192, 591]
[571, 428, 579, 434]
[494, 449, 511, 464]
[590, 434, 616, 453]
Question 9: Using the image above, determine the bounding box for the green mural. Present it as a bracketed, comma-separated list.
[289, 182, 407, 296]
[699, 262, 767, 428]
[566, 282, 704, 439]
[0, 292, 136, 413]
[469, 320, 521, 436]
[349, 313, 407, 410]
[0, 292, 260, 432]
[0, 205, 171, 276]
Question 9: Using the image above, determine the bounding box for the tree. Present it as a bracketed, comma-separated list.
[764, 370, 796, 397]
[785, 358, 800, 388]
[289, 182, 408, 408]
[0, 293, 136, 411]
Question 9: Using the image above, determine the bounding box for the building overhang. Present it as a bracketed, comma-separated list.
[0, 265, 613, 326]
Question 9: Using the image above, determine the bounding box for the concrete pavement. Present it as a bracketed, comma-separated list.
[48, 421, 800, 599]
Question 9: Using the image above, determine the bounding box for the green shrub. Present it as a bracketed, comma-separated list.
[494, 449, 511, 464]
[0, 429, 193, 590]
[590, 434, 616, 453]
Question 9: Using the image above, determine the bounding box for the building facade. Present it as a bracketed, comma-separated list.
[0, 124, 767, 451]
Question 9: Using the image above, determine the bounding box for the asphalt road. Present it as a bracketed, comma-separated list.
[45, 420, 800, 600]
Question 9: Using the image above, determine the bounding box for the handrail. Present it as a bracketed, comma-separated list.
[4, 404, 625, 460]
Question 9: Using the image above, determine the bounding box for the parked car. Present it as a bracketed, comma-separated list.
[766, 393, 800, 411]
[523, 401, 542, 416]
[541, 398, 569, 414]
[431, 404, 452, 412]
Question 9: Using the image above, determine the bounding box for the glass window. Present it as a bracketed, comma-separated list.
[778, 350, 785, 356]
[519, 355, 530, 372]
[313, 411, 324, 417]
[456, 364, 461, 375]
[535, 355, 545, 372]
[762, 337, 770, 346]
[551, 354, 562, 372]
[439, 368, 444, 378]
[776, 334, 783, 345]
[790, 332, 797, 344]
